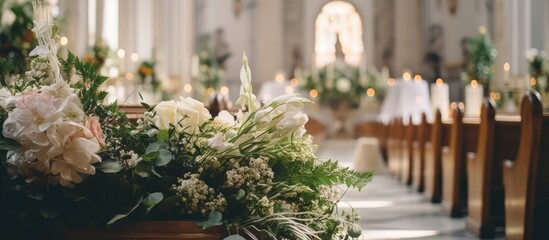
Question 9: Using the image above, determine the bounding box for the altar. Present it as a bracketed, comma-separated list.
[378, 78, 433, 125]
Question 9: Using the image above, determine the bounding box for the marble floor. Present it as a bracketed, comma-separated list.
[317, 139, 505, 240]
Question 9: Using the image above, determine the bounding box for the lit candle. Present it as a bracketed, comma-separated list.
[414, 74, 422, 82]
[117, 49, 126, 74]
[431, 78, 450, 120]
[275, 73, 285, 83]
[403, 72, 411, 81]
[191, 54, 199, 78]
[464, 80, 484, 117]
[503, 62, 510, 83]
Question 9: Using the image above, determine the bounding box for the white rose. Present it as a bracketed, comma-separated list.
[176, 97, 211, 134]
[152, 100, 180, 130]
[1, 10, 16, 26]
[336, 78, 351, 93]
[213, 110, 235, 128]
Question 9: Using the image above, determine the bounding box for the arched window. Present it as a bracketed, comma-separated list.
[315, 1, 364, 68]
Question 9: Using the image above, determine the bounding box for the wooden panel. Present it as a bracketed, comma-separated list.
[387, 118, 403, 177]
[424, 110, 451, 203]
[58, 221, 222, 239]
[401, 117, 416, 185]
[412, 113, 432, 192]
[442, 104, 479, 217]
[465, 99, 521, 238]
[503, 91, 549, 240]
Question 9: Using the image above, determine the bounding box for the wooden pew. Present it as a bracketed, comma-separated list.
[441, 105, 480, 217]
[401, 117, 416, 185]
[412, 113, 432, 192]
[503, 91, 549, 240]
[424, 110, 452, 203]
[387, 118, 403, 178]
[465, 99, 521, 238]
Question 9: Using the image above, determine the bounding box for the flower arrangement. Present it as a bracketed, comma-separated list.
[83, 40, 110, 74]
[1, 3, 372, 239]
[197, 48, 224, 92]
[0, 0, 37, 79]
[526, 48, 548, 93]
[301, 64, 384, 109]
[461, 26, 497, 87]
[137, 59, 161, 92]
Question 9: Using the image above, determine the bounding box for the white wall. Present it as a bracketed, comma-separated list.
[196, 0, 255, 99]
[424, 0, 490, 69]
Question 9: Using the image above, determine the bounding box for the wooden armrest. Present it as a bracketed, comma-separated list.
[503, 159, 515, 168]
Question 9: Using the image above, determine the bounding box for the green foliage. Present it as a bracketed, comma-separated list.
[463, 27, 497, 85]
[527, 49, 549, 93]
[0, 1, 37, 79]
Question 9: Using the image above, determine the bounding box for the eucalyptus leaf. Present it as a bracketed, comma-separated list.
[156, 195, 179, 212]
[195, 211, 223, 229]
[223, 235, 246, 240]
[142, 151, 159, 162]
[145, 142, 168, 154]
[143, 192, 163, 208]
[107, 196, 144, 225]
[235, 189, 245, 200]
[156, 130, 170, 143]
[136, 161, 153, 177]
[154, 149, 172, 166]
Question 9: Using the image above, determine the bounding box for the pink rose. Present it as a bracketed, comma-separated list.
[86, 116, 105, 148]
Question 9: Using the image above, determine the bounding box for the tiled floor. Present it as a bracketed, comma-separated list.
[317, 139, 504, 240]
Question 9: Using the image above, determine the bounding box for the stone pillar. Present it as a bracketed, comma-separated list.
[394, 0, 424, 75]
[494, 0, 531, 89]
[59, 0, 88, 56]
[255, 0, 284, 86]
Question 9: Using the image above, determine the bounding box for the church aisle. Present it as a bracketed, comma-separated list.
[317, 139, 504, 240]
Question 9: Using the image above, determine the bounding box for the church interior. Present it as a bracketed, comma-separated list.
[1, 0, 549, 239]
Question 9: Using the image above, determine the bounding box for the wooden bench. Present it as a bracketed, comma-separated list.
[412, 113, 432, 192]
[401, 117, 417, 185]
[441, 105, 480, 217]
[424, 109, 452, 203]
[355, 121, 389, 162]
[387, 118, 403, 178]
[503, 91, 549, 240]
[466, 99, 521, 238]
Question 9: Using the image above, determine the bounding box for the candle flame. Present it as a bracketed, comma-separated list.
[131, 53, 139, 62]
[504, 63, 510, 72]
[184, 84, 192, 93]
[275, 73, 285, 83]
[436, 78, 444, 86]
[530, 78, 537, 86]
[290, 78, 299, 87]
[478, 26, 487, 35]
[414, 74, 422, 82]
[220, 86, 229, 95]
[206, 87, 214, 95]
[471, 80, 478, 88]
[309, 89, 318, 98]
[125, 72, 133, 80]
[403, 72, 411, 81]
[117, 49, 125, 58]
[387, 78, 396, 86]
[367, 88, 375, 97]
[60, 36, 68, 46]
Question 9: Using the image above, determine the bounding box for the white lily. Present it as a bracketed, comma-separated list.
[235, 53, 257, 112]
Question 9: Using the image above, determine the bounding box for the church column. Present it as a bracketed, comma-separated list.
[394, 0, 424, 75]
[494, 0, 531, 89]
[59, 0, 88, 56]
[153, 0, 195, 97]
[255, 0, 284, 87]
